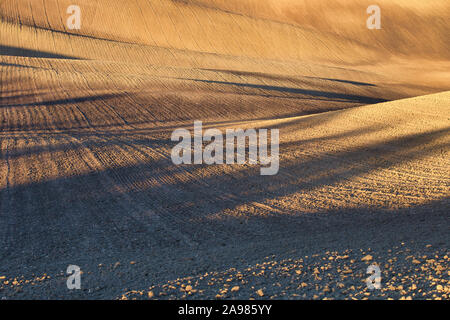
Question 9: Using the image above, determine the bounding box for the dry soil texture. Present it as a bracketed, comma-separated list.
[0, 0, 449, 299]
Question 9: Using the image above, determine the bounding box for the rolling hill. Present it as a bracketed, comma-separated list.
[0, 0, 448, 299]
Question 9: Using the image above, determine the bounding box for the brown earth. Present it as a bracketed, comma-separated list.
[0, 0, 449, 299]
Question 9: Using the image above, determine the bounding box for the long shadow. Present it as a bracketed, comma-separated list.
[0, 89, 348, 132]
[178, 77, 386, 104]
[0, 62, 41, 69]
[0, 45, 79, 59]
[0, 111, 314, 133]
[305, 76, 376, 87]
[0, 134, 172, 161]
[200, 68, 377, 87]
[0, 93, 126, 108]
[0, 109, 343, 161]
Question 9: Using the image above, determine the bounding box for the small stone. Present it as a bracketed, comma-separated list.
[342, 269, 353, 274]
[362, 255, 373, 262]
[231, 286, 240, 292]
[256, 289, 264, 297]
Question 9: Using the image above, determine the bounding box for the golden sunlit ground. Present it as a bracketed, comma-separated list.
[0, 0, 448, 299]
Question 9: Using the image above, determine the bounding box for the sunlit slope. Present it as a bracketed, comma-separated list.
[1, 0, 449, 97]
[0, 0, 377, 63]
[245, 91, 450, 216]
[0, 0, 449, 127]
[191, 0, 450, 60]
[1, 0, 449, 62]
